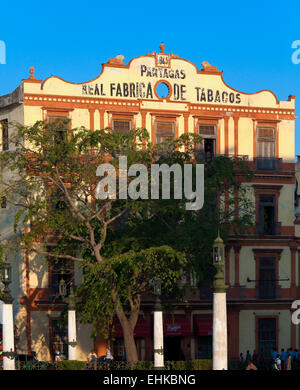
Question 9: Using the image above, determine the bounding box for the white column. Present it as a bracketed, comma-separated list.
[154, 310, 164, 368]
[3, 303, 15, 370]
[213, 292, 227, 370]
[68, 310, 77, 360]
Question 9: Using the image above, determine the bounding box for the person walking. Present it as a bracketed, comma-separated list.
[87, 349, 97, 363]
[239, 352, 244, 362]
[273, 354, 281, 370]
[105, 347, 113, 369]
[252, 350, 258, 365]
[246, 350, 251, 361]
[272, 347, 278, 362]
[87, 349, 98, 369]
[285, 354, 292, 371]
[294, 349, 300, 369]
[54, 349, 62, 363]
[280, 348, 287, 370]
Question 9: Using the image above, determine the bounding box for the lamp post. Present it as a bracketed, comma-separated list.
[1, 259, 15, 370]
[59, 277, 78, 361]
[153, 278, 164, 369]
[212, 232, 228, 370]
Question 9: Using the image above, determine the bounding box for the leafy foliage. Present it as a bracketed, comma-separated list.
[0, 119, 255, 361]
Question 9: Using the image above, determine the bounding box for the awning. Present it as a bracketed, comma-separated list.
[193, 314, 230, 336]
[163, 315, 191, 336]
[193, 314, 213, 336]
[112, 316, 149, 338]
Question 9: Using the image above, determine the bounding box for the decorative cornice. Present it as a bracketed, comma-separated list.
[252, 184, 283, 193]
[252, 248, 283, 260]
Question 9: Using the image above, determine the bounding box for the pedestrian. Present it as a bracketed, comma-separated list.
[273, 354, 281, 370]
[87, 349, 97, 364]
[289, 348, 295, 361]
[54, 349, 62, 362]
[246, 350, 251, 361]
[105, 346, 113, 369]
[272, 347, 278, 362]
[239, 352, 244, 362]
[252, 350, 258, 365]
[285, 354, 292, 371]
[122, 348, 126, 361]
[280, 348, 287, 370]
[294, 349, 300, 369]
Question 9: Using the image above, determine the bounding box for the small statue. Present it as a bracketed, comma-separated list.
[107, 54, 125, 65]
[201, 61, 219, 72]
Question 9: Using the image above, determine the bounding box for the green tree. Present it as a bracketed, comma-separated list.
[0, 119, 254, 362]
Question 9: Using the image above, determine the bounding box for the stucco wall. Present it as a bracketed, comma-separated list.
[239, 310, 292, 354]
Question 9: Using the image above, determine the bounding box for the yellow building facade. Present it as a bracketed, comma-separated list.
[0, 44, 298, 363]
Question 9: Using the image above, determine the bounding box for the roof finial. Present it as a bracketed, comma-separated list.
[159, 42, 165, 53]
[29, 66, 36, 80]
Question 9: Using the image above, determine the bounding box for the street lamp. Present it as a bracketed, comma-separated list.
[153, 278, 164, 369]
[1, 259, 13, 304]
[59, 273, 78, 361]
[1, 258, 15, 370]
[58, 275, 67, 299]
[212, 232, 228, 370]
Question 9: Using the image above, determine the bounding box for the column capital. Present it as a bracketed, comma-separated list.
[289, 242, 298, 252]
[233, 245, 241, 254]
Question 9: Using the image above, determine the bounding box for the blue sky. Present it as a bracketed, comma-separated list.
[0, 0, 300, 154]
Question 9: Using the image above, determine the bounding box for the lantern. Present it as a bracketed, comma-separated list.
[59, 277, 67, 298]
[1, 259, 11, 284]
[153, 278, 162, 297]
[213, 231, 225, 265]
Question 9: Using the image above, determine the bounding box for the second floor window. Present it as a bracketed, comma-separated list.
[1, 119, 8, 151]
[112, 119, 131, 134]
[47, 115, 69, 143]
[256, 127, 276, 169]
[49, 259, 73, 298]
[198, 124, 216, 160]
[155, 120, 175, 144]
[258, 194, 276, 235]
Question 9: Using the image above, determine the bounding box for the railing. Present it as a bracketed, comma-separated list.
[258, 282, 277, 300]
[9, 360, 208, 371]
[256, 221, 281, 236]
[196, 152, 249, 163]
[254, 157, 282, 171]
[3, 358, 300, 370]
[48, 283, 71, 301]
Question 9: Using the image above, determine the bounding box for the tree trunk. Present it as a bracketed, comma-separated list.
[112, 290, 140, 363]
[120, 319, 138, 363]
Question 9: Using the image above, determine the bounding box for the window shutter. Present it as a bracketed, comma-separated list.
[113, 120, 131, 133]
[198, 125, 215, 136]
[155, 120, 175, 144]
[257, 127, 275, 139]
[156, 121, 174, 134]
[257, 127, 275, 158]
[1, 119, 9, 151]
